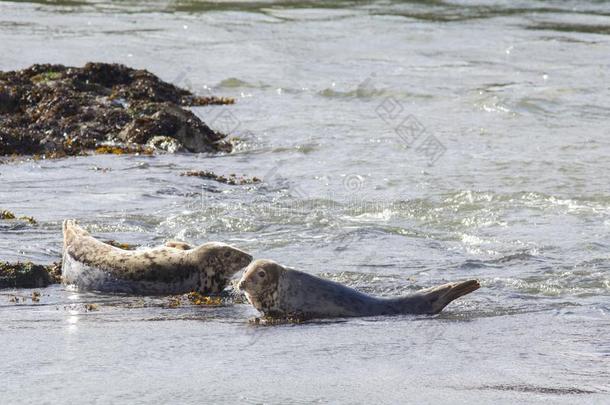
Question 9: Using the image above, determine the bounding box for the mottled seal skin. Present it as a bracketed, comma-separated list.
[62, 220, 252, 295]
[238, 259, 480, 320]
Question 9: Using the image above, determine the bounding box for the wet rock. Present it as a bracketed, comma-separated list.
[0, 210, 16, 220]
[118, 103, 231, 153]
[146, 136, 184, 153]
[0, 209, 37, 225]
[0, 261, 61, 289]
[180, 170, 261, 185]
[0, 63, 235, 156]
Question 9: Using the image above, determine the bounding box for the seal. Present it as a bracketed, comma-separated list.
[62, 220, 252, 295]
[238, 259, 480, 320]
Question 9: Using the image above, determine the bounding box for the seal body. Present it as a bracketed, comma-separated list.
[238, 259, 480, 319]
[62, 220, 252, 295]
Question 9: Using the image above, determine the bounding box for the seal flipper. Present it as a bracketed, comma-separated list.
[385, 280, 480, 315]
[417, 280, 480, 314]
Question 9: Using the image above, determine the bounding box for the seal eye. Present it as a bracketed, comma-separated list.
[224, 251, 231, 258]
[258, 271, 266, 278]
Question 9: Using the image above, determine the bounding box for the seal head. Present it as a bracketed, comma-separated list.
[193, 242, 254, 292]
[237, 259, 284, 316]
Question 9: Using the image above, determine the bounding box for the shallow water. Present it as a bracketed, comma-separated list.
[1, 0, 609, 403]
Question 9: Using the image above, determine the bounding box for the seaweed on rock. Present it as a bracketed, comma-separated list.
[0, 261, 61, 289]
[0, 63, 235, 156]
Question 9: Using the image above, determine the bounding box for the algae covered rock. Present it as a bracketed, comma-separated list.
[118, 103, 231, 153]
[0, 63, 235, 156]
[180, 170, 261, 185]
[0, 210, 16, 220]
[0, 209, 37, 226]
[0, 261, 61, 289]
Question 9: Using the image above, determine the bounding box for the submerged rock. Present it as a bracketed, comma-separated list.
[180, 170, 261, 185]
[0, 210, 16, 220]
[0, 261, 61, 289]
[0, 63, 235, 157]
[0, 209, 37, 225]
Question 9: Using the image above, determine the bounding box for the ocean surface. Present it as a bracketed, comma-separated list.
[1, 0, 609, 403]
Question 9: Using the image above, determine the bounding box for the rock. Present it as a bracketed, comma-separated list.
[118, 103, 231, 153]
[180, 170, 261, 185]
[146, 136, 185, 153]
[0, 63, 236, 156]
[0, 261, 61, 289]
[0, 209, 37, 225]
[0, 210, 16, 220]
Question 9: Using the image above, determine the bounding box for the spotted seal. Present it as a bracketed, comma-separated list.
[62, 220, 252, 295]
[238, 259, 480, 319]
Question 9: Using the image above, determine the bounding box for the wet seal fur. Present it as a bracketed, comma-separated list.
[238, 259, 480, 320]
[62, 220, 252, 295]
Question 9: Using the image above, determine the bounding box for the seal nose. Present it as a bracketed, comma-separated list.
[237, 281, 246, 291]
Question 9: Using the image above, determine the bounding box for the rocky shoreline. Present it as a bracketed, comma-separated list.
[0, 63, 258, 288]
[0, 62, 235, 157]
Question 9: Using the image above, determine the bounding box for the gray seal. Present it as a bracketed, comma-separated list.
[62, 220, 252, 295]
[238, 259, 480, 319]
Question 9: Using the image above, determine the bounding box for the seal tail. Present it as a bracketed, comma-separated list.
[420, 280, 480, 315]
